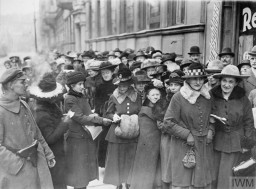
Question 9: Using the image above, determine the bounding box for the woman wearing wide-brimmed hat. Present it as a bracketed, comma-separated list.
[103, 67, 142, 189]
[64, 71, 112, 189]
[163, 63, 215, 189]
[211, 65, 255, 189]
[29, 72, 69, 189]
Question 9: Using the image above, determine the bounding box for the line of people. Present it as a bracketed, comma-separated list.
[1, 45, 256, 189]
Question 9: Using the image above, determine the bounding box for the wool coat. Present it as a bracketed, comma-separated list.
[64, 91, 107, 188]
[104, 88, 142, 186]
[34, 100, 69, 189]
[129, 106, 162, 189]
[163, 83, 215, 188]
[241, 72, 256, 97]
[0, 96, 54, 189]
[211, 85, 255, 189]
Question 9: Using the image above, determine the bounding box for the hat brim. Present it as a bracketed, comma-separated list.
[29, 82, 64, 100]
[237, 63, 251, 70]
[161, 59, 175, 64]
[133, 55, 147, 60]
[182, 74, 209, 79]
[205, 69, 222, 73]
[218, 53, 235, 57]
[180, 63, 192, 70]
[188, 52, 201, 55]
[248, 52, 256, 56]
[113, 78, 134, 85]
[165, 79, 184, 85]
[213, 73, 249, 79]
[99, 64, 118, 70]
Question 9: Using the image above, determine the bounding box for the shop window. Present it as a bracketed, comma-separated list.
[167, 0, 185, 26]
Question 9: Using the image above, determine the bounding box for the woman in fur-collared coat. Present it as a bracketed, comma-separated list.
[211, 65, 255, 189]
[103, 68, 142, 189]
[163, 63, 215, 189]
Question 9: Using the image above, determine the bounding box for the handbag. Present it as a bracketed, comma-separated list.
[114, 114, 139, 139]
[182, 147, 196, 169]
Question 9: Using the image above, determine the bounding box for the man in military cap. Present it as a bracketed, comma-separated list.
[0, 68, 56, 189]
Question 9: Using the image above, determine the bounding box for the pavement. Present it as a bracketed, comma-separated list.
[67, 167, 117, 189]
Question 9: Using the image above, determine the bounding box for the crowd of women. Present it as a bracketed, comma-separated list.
[2, 45, 256, 189]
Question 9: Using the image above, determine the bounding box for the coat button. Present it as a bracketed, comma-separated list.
[127, 107, 129, 109]
[127, 111, 130, 114]
[127, 103, 130, 105]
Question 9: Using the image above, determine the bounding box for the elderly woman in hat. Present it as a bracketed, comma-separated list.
[0, 68, 55, 189]
[104, 67, 142, 189]
[129, 82, 162, 189]
[163, 63, 215, 189]
[210, 65, 255, 189]
[64, 71, 112, 189]
[204, 59, 224, 90]
[29, 72, 69, 189]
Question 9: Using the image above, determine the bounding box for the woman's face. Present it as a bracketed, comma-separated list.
[146, 67, 156, 79]
[186, 77, 205, 91]
[135, 82, 147, 92]
[147, 89, 161, 104]
[183, 66, 189, 74]
[88, 69, 98, 77]
[121, 57, 128, 64]
[207, 74, 218, 85]
[118, 83, 129, 94]
[167, 82, 182, 94]
[72, 81, 84, 93]
[101, 69, 113, 81]
[136, 56, 146, 63]
[240, 65, 251, 75]
[221, 77, 237, 95]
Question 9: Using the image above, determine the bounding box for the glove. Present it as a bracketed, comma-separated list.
[102, 118, 112, 126]
[187, 133, 195, 146]
[113, 114, 121, 123]
[206, 130, 213, 144]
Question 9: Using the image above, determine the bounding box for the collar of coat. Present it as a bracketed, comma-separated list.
[139, 106, 155, 121]
[211, 85, 245, 100]
[180, 81, 211, 104]
[0, 95, 25, 113]
[113, 86, 137, 104]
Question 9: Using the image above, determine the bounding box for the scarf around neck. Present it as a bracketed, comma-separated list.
[68, 88, 83, 98]
[180, 81, 211, 104]
[113, 86, 137, 104]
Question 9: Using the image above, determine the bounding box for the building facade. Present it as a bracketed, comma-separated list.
[38, 0, 256, 65]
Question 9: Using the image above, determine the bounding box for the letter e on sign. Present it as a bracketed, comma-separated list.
[252, 12, 256, 28]
[243, 7, 252, 32]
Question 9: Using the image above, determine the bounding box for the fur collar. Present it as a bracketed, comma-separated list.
[211, 85, 245, 100]
[113, 86, 137, 104]
[180, 81, 211, 104]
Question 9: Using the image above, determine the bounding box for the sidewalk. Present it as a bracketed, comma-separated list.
[67, 168, 116, 189]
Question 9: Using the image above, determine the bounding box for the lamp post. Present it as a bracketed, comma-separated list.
[33, 0, 38, 53]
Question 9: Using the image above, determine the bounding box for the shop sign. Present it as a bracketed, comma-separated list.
[240, 2, 256, 35]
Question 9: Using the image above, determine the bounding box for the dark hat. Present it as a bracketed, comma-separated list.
[0, 68, 26, 84]
[146, 46, 155, 53]
[133, 51, 148, 61]
[134, 70, 151, 83]
[124, 48, 134, 54]
[66, 71, 86, 85]
[151, 64, 167, 78]
[81, 51, 95, 59]
[160, 71, 171, 83]
[237, 59, 251, 70]
[248, 46, 256, 56]
[165, 70, 184, 85]
[218, 47, 234, 57]
[120, 52, 129, 59]
[161, 53, 177, 63]
[180, 59, 193, 71]
[114, 67, 133, 85]
[205, 60, 224, 73]
[9, 56, 20, 60]
[144, 82, 160, 95]
[151, 50, 162, 56]
[65, 51, 77, 59]
[152, 51, 162, 59]
[4, 60, 11, 65]
[130, 61, 142, 72]
[182, 63, 209, 78]
[99, 61, 117, 71]
[128, 53, 136, 61]
[64, 64, 74, 72]
[23, 56, 31, 61]
[188, 46, 201, 55]
[29, 73, 64, 100]
[113, 48, 122, 53]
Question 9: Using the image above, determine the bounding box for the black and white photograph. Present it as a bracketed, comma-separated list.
[0, 0, 256, 189]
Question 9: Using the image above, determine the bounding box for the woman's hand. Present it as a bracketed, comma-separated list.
[102, 118, 112, 126]
[113, 114, 121, 123]
[187, 133, 195, 146]
[206, 130, 213, 144]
